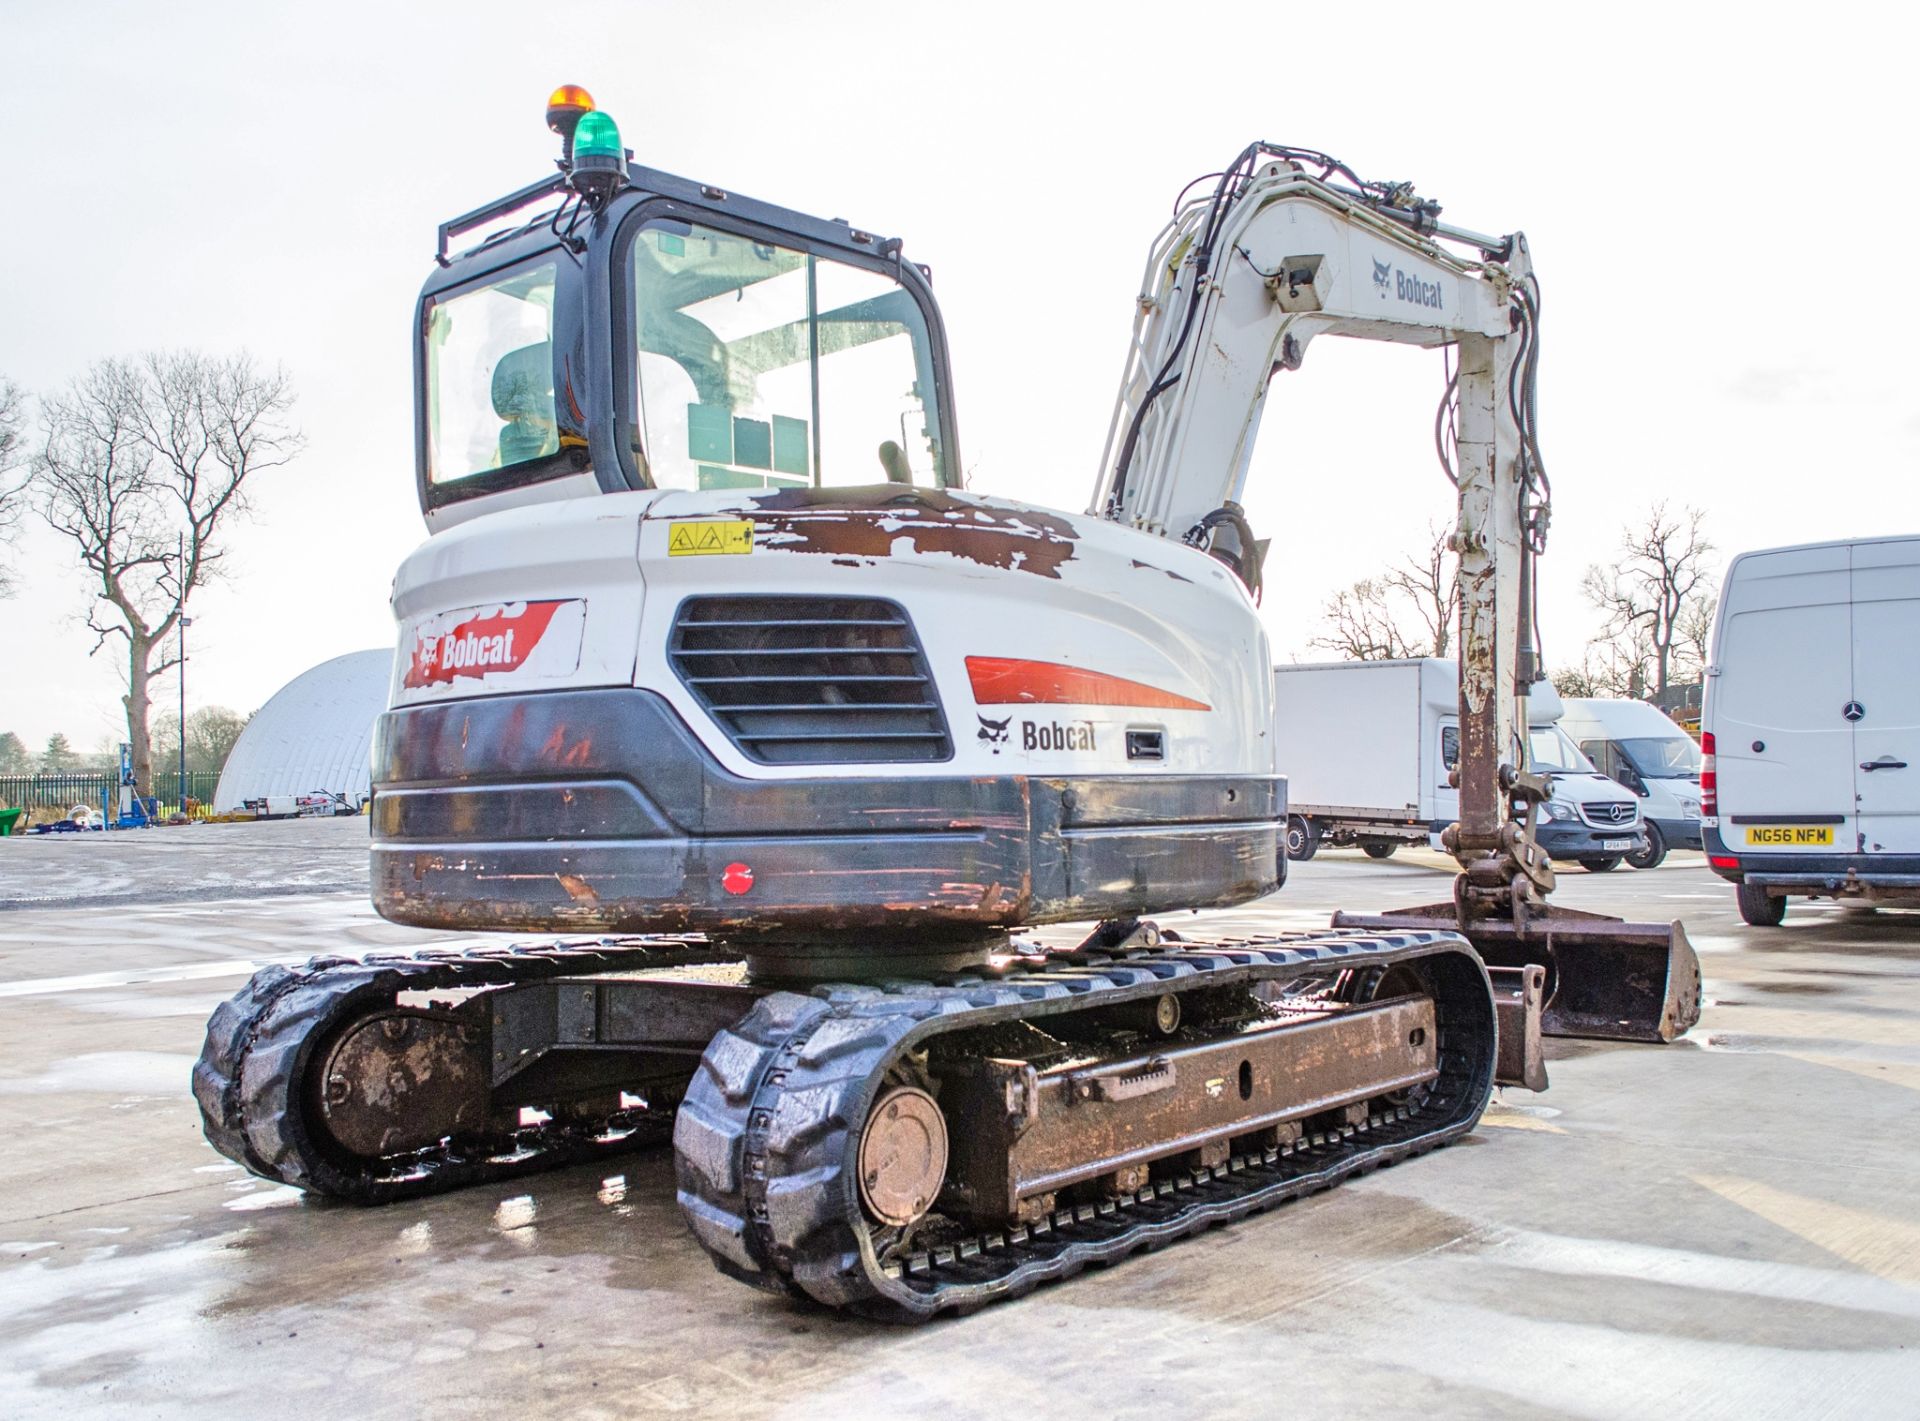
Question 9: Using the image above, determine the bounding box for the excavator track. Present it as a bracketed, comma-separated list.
[193, 937, 735, 1204]
[195, 926, 1497, 1321]
[674, 927, 1497, 1321]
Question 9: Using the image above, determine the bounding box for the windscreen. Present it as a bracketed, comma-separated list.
[425, 263, 559, 484]
[1619, 736, 1701, 778]
[1528, 726, 1593, 774]
[625, 220, 948, 492]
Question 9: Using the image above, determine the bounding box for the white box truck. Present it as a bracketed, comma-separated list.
[1273, 659, 1647, 870]
[1702, 535, 1920, 924]
[1558, 698, 1703, 868]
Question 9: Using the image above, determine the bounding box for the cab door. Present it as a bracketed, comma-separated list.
[1851, 540, 1920, 855]
[1711, 544, 1855, 855]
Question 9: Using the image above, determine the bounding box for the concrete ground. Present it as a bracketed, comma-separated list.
[1, 819, 1917, 1419]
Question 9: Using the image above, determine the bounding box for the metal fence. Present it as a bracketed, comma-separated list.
[0, 770, 224, 820]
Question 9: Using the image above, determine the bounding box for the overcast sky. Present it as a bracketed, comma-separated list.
[2, 1, 1913, 752]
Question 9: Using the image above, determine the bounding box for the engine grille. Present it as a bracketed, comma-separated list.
[1579, 800, 1639, 829]
[669, 596, 952, 765]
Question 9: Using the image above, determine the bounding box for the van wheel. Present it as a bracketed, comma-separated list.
[1626, 823, 1667, 870]
[1737, 882, 1787, 926]
[1361, 842, 1398, 859]
[1579, 856, 1622, 873]
[1285, 815, 1320, 861]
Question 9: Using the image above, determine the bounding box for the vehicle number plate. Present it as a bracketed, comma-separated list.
[1601, 838, 1633, 851]
[1745, 825, 1834, 847]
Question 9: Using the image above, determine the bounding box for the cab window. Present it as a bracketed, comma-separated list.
[425, 263, 559, 484]
[1528, 726, 1593, 774]
[624, 220, 950, 492]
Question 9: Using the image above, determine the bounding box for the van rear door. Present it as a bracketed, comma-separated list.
[1712, 544, 1855, 854]
[1851, 539, 1920, 855]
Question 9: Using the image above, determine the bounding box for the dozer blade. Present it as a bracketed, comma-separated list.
[1331, 903, 1701, 1044]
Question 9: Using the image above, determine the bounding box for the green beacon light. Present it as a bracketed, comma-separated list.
[572, 110, 622, 163]
[568, 109, 626, 206]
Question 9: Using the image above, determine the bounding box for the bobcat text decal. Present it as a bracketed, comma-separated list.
[1022, 719, 1096, 752]
[404, 600, 573, 688]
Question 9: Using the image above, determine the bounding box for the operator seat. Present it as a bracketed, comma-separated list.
[878, 439, 914, 484]
[492, 342, 558, 467]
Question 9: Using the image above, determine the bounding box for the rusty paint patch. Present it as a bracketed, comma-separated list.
[744, 486, 1079, 579]
[535, 725, 595, 768]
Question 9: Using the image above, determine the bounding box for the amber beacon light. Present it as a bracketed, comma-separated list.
[545, 84, 595, 159]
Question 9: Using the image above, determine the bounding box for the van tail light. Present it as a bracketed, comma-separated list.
[1700, 731, 1717, 817]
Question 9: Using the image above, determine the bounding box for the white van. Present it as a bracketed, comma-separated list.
[1273, 660, 1647, 870]
[1558, 698, 1703, 869]
[1702, 535, 1920, 925]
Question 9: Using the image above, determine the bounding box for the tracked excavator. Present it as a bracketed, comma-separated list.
[194, 89, 1700, 1319]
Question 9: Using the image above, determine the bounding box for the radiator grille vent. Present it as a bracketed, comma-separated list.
[669, 596, 952, 765]
[1579, 800, 1639, 828]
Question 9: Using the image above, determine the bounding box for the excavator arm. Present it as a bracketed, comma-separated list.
[1094, 146, 1699, 1043]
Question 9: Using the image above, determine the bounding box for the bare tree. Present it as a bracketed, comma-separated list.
[1551, 634, 1654, 700]
[1311, 525, 1458, 661]
[1312, 577, 1419, 660]
[1579, 503, 1715, 702]
[0, 378, 28, 597]
[1676, 594, 1717, 679]
[30, 353, 299, 795]
[1549, 664, 1601, 698]
[153, 705, 251, 775]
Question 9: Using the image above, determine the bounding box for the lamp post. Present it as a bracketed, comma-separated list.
[177, 614, 192, 811]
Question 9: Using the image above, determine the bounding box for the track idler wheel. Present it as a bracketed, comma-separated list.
[857, 1086, 948, 1228]
[314, 1010, 490, 1159]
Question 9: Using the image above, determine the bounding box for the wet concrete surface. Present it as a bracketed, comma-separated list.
[3, 819, 1919, 1418]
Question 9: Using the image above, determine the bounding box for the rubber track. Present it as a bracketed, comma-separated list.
[193, 938, 735, 1204]
[672, 928, 1496, 1321]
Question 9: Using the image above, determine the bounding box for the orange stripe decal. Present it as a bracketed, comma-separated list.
[965, 656, 1210, 711]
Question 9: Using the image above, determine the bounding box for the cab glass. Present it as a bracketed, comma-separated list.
[425, 262, 560, 484]
[623, 219, 950, 492]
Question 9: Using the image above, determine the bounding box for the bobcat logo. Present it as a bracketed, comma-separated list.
[1371, 257, 1393, 291]
[976, 713, 1012, 754]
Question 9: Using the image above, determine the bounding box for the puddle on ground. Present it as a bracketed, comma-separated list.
[1701, 1033, 1920, 1064]
[0, 1051, 198, 1097]
[222, 1186, 303, 1213]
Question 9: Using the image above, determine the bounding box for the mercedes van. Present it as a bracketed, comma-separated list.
[1560, 698, 1702, 869]
[1701, 535, 1920, 925]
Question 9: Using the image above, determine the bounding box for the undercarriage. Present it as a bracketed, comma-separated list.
[194, 921, 1518, 1319]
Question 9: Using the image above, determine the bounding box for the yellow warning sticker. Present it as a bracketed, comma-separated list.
[667, 520, 754, 557]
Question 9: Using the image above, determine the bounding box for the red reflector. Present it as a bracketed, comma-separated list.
[721, 862, 754, 895]
[1709, 854, 1739, 870]
[966, 656, 1210, 711]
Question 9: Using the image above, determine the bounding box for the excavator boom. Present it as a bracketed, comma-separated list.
[1092, 145, 1699, 1042]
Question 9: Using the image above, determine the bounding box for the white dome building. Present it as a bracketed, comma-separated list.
[214, 649, 391, 811]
